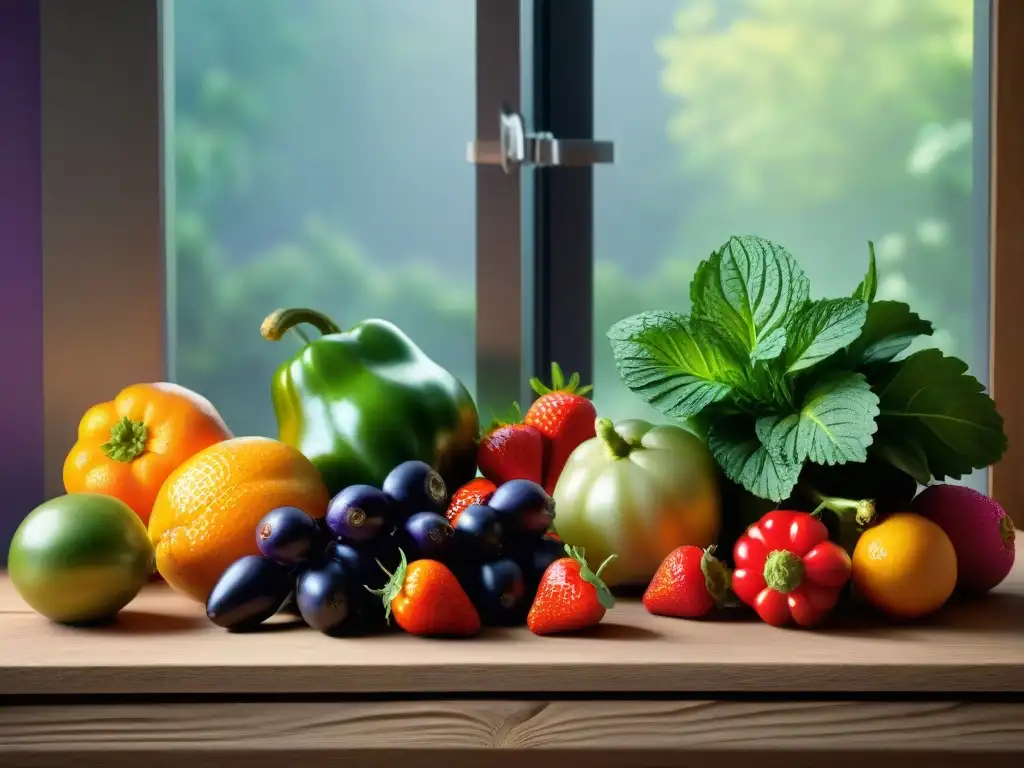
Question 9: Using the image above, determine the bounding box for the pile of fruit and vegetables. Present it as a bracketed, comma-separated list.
[7, 234, 1017, 637]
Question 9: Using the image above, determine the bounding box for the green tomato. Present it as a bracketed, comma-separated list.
[8, 493, 155, 624]
[552, 418, 721, 588]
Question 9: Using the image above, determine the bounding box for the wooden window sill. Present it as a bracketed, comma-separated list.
[2, 540, 1022, 765]
[1, 585, 1024, 695]
[3, 542, 1024, 696]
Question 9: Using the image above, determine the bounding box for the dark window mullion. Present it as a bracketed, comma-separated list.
[529, 0, 595, 392]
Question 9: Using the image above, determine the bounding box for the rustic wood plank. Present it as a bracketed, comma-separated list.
[1, 542, 1022, 696]
[2, 700, 1023, 768]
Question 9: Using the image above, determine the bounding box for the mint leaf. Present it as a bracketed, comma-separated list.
[872, 437, 932, 486]
[607, 310, 747, 420]
[707, 417, 801, 502]
[690, 235, 810, 363]
[872, 348, 1007, 480]
[852, 241, 878, 303]
[751, 327, 788, 363]
[783, 298, 868, 374]
[756, 372, 879, 466]
[846, 300, 934, 365]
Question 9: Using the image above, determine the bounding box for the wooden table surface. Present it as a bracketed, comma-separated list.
[3, 539, 1024, 766]
[2, 554, 1024, 695]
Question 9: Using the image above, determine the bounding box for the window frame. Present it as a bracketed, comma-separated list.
[39, 0, 167, 501]
[31, 0, 1023, 529]
[990, 0, 1024, 526]
[475, 0, 597, 415]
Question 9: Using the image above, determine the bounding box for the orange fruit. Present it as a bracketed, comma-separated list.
[148, 436, 329, 603]
[852, 512, 957, 620]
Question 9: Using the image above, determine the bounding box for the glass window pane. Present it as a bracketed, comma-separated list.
[167, 0, 476, 438]
[593, 0, 987, 491]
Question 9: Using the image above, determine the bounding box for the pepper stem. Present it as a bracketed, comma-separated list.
[261, 308, 342, 343]
[1000, 515, 1016, 552]
[763, 550, 804, 594]
[806, 488, 877, 527]
[595, 418, 634, 459]
[100, 416, 149, 463]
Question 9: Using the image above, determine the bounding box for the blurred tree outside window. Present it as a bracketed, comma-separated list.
[171, 0, 476, 437]
[171, 0, 983, 493]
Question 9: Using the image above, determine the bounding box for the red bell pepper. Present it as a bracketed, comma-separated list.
[732, 510, 852, 628]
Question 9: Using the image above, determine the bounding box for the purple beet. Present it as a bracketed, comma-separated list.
[911, 484, 1016, 593]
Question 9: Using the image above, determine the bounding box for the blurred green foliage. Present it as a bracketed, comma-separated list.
[172, 0, 979, 442]
[658, 0, 972, 206]
[593, 0, 977, 424]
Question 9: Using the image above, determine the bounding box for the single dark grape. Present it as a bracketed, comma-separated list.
[276, 588, 301, 618]
[473, 558, 528, 626]
[325, 540, 390, 584]
[382, 460, 448, 517]
[401, 511, 456, 561]
[327, 540, 366, 574]
[206, 555, 294, 631]
[487, 479, 555, 537]
[350, 575, 391, 634]
[315, 516, 335, 542]
[295, 560, 356, 635]
[324, 541, 392, 631]
[326, 484, 395, 544]
[512, 534, 567, 594]
[453, 504, 503, 560]
[256, 506, 320, 566]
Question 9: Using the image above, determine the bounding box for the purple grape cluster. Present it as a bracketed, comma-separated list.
[205, 461, 563, 634]
[449, 479, 562, 626]
[204, 460, 445, 634]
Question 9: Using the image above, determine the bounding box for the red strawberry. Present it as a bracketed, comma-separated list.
[370, 550, 481, 637]
[642, 545, 732, 619]
[527, 545, 616, 636]
[524, 363, 598, 494]
[445, 477, 497, 525]
[478, 408, 547, 486]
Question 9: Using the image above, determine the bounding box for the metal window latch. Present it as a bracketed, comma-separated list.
[467, 104, 615, 173]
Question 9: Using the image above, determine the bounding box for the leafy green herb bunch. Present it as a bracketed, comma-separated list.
[608, 235, 1006, 517]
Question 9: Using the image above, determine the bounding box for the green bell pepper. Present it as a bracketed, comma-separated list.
[261, 307, 480, 498]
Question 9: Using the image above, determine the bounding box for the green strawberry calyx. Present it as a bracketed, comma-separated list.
[366, 548, 409, 625]
[699, 545, 734, 608]
[530, 361, 594, 398]
[487, 401, 524, 431]
[564, 544, 616, 610]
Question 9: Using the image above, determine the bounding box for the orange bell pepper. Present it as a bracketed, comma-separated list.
[63, 383, 233, 525]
